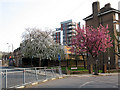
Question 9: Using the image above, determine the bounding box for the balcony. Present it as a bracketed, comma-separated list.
[67, 23, 76, 26]
[72, 30, 76, 33]
[67, 34, 72, 37]
[67, 30, 72, 34]
[67, 26, 76, 30]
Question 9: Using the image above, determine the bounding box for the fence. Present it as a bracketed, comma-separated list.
[1, 66, 62, 89]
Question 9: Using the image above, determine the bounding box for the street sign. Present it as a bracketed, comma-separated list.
[58, 54, 61, 61]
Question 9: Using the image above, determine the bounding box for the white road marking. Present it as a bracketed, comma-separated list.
[79, 81, 94, 88]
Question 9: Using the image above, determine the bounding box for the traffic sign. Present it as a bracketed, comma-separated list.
[58, 54, 61, 61]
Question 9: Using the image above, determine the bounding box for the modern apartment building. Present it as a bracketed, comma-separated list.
[83, 1, 120, 70]
[53, 28, 63, 45]
[53, 20, 80, 46]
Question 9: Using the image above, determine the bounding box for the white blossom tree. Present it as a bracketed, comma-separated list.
[20, 28, 65, 66]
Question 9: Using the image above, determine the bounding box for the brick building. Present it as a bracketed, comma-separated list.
[83, 1, 120, 70]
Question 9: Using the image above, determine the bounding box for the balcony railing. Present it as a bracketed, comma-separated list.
[67, 23, 76, 26]
[67, 30, 72, 34]
[67, 26, 76, 30]
[67, 34, 72, 37]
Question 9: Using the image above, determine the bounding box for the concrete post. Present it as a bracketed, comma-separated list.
[35, 68, 38, 81]
[23, 69, 25, 84]
[5, 70, 7, 88]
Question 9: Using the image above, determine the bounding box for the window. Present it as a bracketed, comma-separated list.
[118, 58, 120, 68]
[116, 24, 119, 32]
[117, 36, 120, 41]
[115, 13, 119, 20]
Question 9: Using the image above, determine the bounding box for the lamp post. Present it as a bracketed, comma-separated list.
[7, 43, 13, 52]
[7, 43, 10, 53]
[7, 43, 14, 66]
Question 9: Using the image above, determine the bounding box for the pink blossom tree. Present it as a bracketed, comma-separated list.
[71, 25, 113, 75]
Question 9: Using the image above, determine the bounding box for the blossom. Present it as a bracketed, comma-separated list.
[71, 24, 113, 57]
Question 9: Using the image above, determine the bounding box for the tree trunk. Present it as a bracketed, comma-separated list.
[94, 63, 98, 75]
[39, 59, 41, 67]
[103, 64, 107, 73]
[75, 54, 77, 67]
[94, 57, 99, 75]
[30, 58, 32, 67]
[67, 59, 68, 67]
[84, 60, 86, 69]
[82, 55, 86, 69]
[76, 60, 77, 67]
[89, 64, 93, 74]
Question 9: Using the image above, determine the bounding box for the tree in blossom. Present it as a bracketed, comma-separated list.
[71, 25, 113, 75]
[20, 28, 65, 66]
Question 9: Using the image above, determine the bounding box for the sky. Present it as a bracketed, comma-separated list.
[0, 0, 120, 52]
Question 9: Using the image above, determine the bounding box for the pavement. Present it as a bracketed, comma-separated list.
[65, 72, 119, 77]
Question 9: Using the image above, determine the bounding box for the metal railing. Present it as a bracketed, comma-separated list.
[1, 66, 63, 89]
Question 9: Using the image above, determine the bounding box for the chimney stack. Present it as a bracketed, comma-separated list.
[104, 3, 111, 9]
[92, 1, 100, 15]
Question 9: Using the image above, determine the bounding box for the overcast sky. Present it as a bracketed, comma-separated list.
[0, 0, 120, 52]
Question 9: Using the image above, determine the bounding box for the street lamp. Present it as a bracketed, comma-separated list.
[7, 43, 14, 52]
[7, 43, 10, 53]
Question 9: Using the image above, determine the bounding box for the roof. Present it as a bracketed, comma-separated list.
[61, 19, 72, 24]
[83, 7, 120, 21]
[83, 14, 93, 21]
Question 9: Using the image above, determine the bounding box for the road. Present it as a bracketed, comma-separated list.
[31, 74, 119, 88]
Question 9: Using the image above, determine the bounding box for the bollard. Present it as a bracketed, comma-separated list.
[5, 69, 7, 88]
[0, 60, 2, 90]
[35, 68, 38, 81]
[23, 69, 25, 84]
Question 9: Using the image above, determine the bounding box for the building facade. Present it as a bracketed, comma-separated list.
[53, 20, 80, 46]
[53, 28, 62, 44]
[83, 1, 120, 70]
